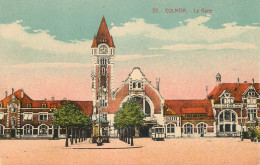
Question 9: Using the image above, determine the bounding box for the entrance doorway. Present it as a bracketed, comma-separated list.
[139, 125, 154, 137]
[53, 128, 59, 139]
[11, 129, 16, 138]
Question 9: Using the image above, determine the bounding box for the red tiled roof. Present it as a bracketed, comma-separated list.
[164, 100, 214, 119]
[0, 89, 93, 116]
[182, 108, 206, 114]
[208, 83, 260, 102]
[91, 16, 115, 48]
[73, 101, 93, 116]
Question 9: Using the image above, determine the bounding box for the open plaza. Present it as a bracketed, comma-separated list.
[0, 138, 259, 165]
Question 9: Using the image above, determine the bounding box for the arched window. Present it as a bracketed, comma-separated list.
[133, 82, 136, 88]
[0, 125, 3, 135]
[11, 104, 16, 113]
[219, 110, 237, 122]
[102, 67, 106, 75]
[11, 117, 16, 126]
[24, 125, 32, 135]
[167, 123, 175, 133]
[219, 110, 237, 133]
[138, 82, 141, 88]
[197, 123, 207, 134]
[184, 123, 193, 134]
[39, 125, 48, 135]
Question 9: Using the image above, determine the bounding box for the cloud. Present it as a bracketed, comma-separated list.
[150, 42, 257, 51]
[110, 16, 259, 42]
[7, 63, 92, 69]
[116, 54, 162, 61]
[0, 21, 92, 54]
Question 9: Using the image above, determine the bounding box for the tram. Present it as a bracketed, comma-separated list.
[151, 125, 165, 141]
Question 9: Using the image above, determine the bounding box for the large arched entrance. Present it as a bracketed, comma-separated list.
[119, 95, 155, 137]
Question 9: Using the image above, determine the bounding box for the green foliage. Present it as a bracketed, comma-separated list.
[114, 98, 146, 129]
[53, 101, 91, 129]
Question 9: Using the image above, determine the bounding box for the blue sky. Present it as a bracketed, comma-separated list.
[0, 0, 259, 100]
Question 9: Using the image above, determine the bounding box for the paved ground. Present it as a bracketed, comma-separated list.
[0, 138, 259, 165]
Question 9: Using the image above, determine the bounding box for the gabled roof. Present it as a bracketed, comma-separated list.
[164, 100, 214, 119]
[91, 16, 115, 48]
[0, 89, 33, 108]
[208, 83, 260, 102]
[0, 89, 93, 115]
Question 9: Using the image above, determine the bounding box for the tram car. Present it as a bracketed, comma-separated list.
[151, 125, 165, 141]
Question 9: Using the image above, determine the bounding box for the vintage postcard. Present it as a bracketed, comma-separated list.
[0, 0, 259, 165]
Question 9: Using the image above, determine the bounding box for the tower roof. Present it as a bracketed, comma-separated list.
[91, 16, 115, 48]
[97, 16, 110, 37]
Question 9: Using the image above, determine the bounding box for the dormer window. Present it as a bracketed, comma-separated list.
[26, 104, 32, 108]
[0, 103, 2, 108]
[248, 92, 255, 96]
[41, 104, 47, 108]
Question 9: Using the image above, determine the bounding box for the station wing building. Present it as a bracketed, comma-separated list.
[0, 17, 259, 139]
[0, 89, 92, 138]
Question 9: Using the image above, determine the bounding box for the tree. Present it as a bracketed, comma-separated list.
[114, 98, 146, 146]
[53, 101, 91, 147]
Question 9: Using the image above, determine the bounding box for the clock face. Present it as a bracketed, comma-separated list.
[99, 45, 108, 54]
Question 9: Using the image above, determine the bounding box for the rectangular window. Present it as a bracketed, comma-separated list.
[220, 125, 224, 132]
[11, 117, 16, 126]
[24, 113, 33, 121]
[0, 113, 4, 120]
[103, 113, 107, 121]
[0, 104, 2, 108]
[232, 124, 236, 132]
[225, 124, 231, 132]
[39, 113, 48, 121]
[26, 104, 32, 108]
[41, 104, 47, 108]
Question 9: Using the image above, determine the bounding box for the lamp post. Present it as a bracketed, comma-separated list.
[97, 91, 103, 146]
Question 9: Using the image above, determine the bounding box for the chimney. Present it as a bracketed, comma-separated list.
[21, 89, 24, 99]
[5, 91, 8, 98]
[237, 78, 240, 84]
[206, 86, 208, 99]
[12, 88, 14, 95]
[156, 78, 160, 91]
[51, 97, 55, 101]
[252, 78, 254, 84]
[244, 81, 247, 83]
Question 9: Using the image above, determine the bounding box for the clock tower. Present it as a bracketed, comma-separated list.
[91, 16, 115, 117]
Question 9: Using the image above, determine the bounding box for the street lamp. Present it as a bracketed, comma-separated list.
[97, 88, 103, 146]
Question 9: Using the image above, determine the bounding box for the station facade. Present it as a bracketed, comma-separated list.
[0, 17, 259, 139]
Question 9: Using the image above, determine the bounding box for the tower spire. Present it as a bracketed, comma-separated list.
[91, 16, 115, 48]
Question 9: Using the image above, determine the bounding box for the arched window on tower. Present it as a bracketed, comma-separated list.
[102, 67, 106, 75]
